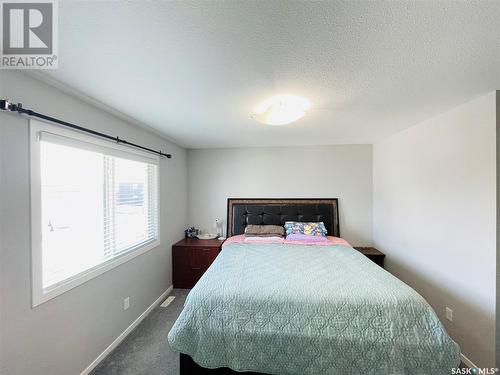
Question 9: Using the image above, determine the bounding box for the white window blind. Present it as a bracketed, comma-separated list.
[37, 131, 159, 291]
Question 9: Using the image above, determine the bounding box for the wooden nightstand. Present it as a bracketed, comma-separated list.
[172, 238, 224, 288]
[353, 247, 385, 268]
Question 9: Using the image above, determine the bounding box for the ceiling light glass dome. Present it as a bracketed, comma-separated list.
[252, 95, 311, 126]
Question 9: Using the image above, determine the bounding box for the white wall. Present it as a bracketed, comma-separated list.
[188, 145, 373, 245]
[373, 92, 497, 367]
[0, 71, 188, 375]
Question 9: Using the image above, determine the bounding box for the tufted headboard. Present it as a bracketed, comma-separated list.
[227, 198, 340, 237]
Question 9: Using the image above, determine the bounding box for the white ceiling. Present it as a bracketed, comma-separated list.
[42, 0, 500, 148]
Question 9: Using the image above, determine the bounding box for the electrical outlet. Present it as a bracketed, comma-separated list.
[445, 307, 453, 322]
[124, 297, 130, 311]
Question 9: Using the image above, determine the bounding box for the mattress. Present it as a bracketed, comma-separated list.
[168, 242, 460, 374]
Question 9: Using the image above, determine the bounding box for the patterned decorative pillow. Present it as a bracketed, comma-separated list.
[285, 233, 329, 242]
[284, 221, 327, 237]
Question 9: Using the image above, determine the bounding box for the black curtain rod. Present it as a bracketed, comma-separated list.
[0, 99, 172, 159]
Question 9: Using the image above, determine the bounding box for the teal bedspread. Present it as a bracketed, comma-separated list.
[168, 243, 460, 374]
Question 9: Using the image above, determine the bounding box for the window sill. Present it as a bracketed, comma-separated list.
[32, 239, 160, 307]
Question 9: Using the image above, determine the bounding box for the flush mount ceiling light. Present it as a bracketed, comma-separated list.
[251, 95, 311, 126]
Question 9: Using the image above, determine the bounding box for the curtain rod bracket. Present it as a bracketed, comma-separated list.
[0, 98, 172, 159]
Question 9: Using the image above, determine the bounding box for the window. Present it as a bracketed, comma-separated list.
[31, 120, 159, 306]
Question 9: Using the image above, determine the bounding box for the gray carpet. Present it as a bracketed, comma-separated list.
[91, 289, 189, 375]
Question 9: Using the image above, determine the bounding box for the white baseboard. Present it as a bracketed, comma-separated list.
[460, 352, 478, 369]
[80, 285, 173, 375]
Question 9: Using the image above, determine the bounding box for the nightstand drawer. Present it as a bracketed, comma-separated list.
[188, 248, 219, 270]
[199, 247, 219, 267]
[172, 238, 224, 288]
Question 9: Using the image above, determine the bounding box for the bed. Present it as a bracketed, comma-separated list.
[168, 199, 460, 374]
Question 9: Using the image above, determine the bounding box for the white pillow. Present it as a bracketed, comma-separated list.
[244, 236, 284, 243]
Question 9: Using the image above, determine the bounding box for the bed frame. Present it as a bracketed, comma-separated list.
[227, 198, 339, 237]
[180, 353, 261, 375]
[180, 198, 340, 375]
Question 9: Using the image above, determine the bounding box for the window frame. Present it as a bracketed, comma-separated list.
[30, 120, 161, 307]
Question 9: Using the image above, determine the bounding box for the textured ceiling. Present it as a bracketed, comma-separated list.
[41, 0, 500, 148]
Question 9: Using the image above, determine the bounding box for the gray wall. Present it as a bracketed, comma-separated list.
[497, 90, 499, 368]
[0, 71, 188, 375]
[373, 92, 497, 367]
[187, 145, 373, 246]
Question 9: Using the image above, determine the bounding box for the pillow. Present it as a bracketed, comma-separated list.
[244, 236, 284, 243]
[284, 221, 327, 237]
[285, 233, 329, 242]
[244, 224, 284, 237]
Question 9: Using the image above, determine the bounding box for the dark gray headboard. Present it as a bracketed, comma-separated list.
[227, 198, 340, 237]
